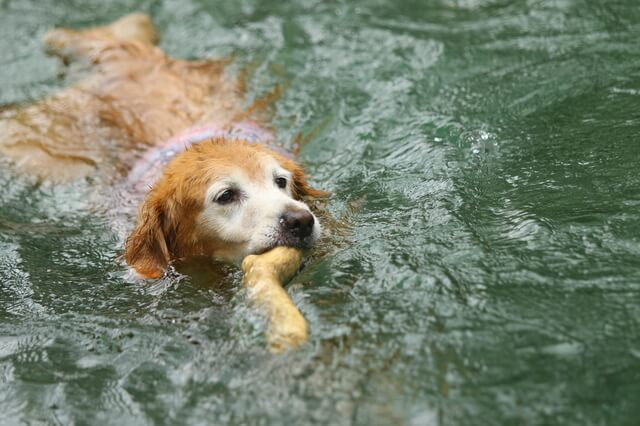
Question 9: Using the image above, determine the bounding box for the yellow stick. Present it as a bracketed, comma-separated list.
[241, 247, 308, 353]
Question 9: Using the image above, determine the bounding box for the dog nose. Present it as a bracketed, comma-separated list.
[280, 209, 314, 238]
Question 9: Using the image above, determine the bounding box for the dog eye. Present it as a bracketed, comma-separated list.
[216, 189, 237, 204]
[275, 177, 287, 189]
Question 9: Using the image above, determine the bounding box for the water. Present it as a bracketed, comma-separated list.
[1, 0, 640, 424]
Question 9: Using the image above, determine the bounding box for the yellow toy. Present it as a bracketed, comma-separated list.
[241, 247, 308, 353]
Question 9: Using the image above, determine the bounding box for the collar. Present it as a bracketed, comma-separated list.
[125, 120, 280, 191]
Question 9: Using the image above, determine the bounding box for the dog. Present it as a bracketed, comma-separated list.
[0, 13, 323, 279]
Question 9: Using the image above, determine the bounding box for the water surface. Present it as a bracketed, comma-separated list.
[1, 0, 640, 425]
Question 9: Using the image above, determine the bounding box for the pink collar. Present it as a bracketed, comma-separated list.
[125, 120, 279, 193]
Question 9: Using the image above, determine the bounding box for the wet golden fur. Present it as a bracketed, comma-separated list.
[124, 139, 323, 278]
[0, 13, 242, 182]
[0, 14, 324, 278]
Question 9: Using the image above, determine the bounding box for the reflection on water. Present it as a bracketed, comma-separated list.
[1, 0, 640, 424]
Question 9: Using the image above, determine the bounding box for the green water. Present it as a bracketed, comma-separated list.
[1, 0, 640, 424]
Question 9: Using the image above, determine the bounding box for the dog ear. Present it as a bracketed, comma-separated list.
[124, 195, 171, 279]
[290, 164, 329, 199]
[275, 154, 328, 200]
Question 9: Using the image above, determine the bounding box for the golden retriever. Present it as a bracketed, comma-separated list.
[0, 13, 323, 279]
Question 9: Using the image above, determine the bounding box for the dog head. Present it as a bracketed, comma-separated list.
[124, 138, 324, 279]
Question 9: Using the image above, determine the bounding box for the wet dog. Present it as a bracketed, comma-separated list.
[0, 13, 323, 278]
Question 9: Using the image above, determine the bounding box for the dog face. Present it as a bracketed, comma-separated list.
[124, 139, 323, 279]
[199, 155, 321, 258]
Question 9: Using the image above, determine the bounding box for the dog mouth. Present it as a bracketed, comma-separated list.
[252, 232, 318, 255]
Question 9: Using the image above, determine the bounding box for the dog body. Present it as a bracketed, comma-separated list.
[0, 14, 322, 278]
[0, 13, 241, 183]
